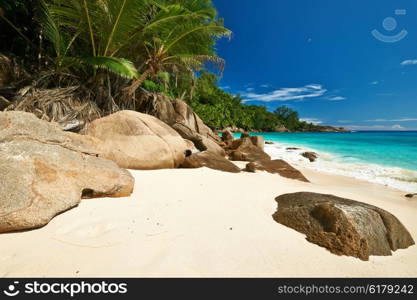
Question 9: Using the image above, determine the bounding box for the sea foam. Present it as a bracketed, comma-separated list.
[264, 142, 417, 193]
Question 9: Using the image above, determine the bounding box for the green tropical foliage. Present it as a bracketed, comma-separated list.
[188, 72, 281, 130]
[0, 0, 320, 131]
[37, 0, 230, 84]
[188, 72, 324, 131]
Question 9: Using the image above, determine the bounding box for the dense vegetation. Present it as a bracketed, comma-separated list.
[187, 72, 324, 131]
[1, 1, 229, 106]
[0, 0, 322, 131]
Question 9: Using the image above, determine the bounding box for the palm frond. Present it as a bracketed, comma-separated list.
[79, 56, 139, 79]
[63, 56, 139, 79]
[165, 24, 231, 51]
[39, 0, 66, 58]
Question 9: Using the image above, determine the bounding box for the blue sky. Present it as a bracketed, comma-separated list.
[213, 0, 417, 130]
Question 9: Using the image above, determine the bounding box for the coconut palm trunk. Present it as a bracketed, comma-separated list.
[125, 69, 151, 97]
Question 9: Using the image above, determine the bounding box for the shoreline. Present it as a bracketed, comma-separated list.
[262, 140, 417, 194]
[0, 164, 416, 277]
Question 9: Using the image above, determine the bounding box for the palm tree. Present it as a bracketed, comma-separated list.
[123, 0, 231, 97]
[39, 0, 230, 85]
[39, 0, 151, 78]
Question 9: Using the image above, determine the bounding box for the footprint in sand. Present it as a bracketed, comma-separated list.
[52, 221, 126, 248]
[54, 221, 118, 238]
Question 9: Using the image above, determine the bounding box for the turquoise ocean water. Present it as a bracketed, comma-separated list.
[233, 131, 417, 192]
[249, 131, 417, 171]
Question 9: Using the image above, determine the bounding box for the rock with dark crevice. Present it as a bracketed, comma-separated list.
[244, 160, 309, 182]
[172, 122, 225, 157]
[180, 151, 241, 173]
[273, 192, 415, 261]
[0, 111, 134, 233]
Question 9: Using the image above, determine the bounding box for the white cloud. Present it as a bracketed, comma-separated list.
[401, 60, 417, 66]
[242, 84, 327, 102]
[365, 119, 388, 122]
[394, 118, 417, 122]
[300, 118, 323, 125]
[337, 120, 352, 123]
[260, 84, 270, 88]
[246, 87, 254, 92]
[345, 125, 407, 131]
[326, 96, 346, 101]
[220, 86, 230, 90]
[370, 81, 379, 85]
[365, 118, 417, 122]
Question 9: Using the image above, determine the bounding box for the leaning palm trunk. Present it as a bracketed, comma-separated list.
[123, 69, 151, 99]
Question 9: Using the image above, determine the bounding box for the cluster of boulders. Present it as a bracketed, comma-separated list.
[0, 97, 311, 232]
[219, 130, 309, 182]
[131, 93, 311, 181]
[0, 91, 312, 233]
[1, 95, 413, 263]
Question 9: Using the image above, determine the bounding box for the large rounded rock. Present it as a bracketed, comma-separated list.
[84, 111, 190, 170]
[0, 112, 134, 233]
[180, 151, 241, 173]
[273, 192, 415, 261]
[245, 160, 309, 182]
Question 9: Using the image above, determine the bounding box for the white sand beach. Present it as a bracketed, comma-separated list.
[1, 164, 416, 278]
